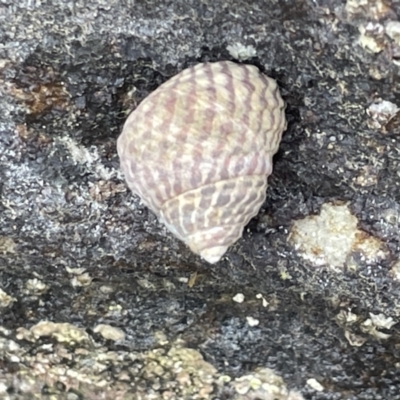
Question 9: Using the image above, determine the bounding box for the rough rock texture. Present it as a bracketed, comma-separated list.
[1, 0, 400, 399]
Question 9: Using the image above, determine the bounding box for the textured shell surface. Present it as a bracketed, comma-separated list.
[117, 61, 286, 263]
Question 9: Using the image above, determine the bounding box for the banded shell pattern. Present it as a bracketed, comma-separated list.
[117, 61, 286, 263]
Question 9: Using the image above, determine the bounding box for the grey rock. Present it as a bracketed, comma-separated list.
[1, 0, 400, 398]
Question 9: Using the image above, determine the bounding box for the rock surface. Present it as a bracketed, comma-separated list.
[1, 0, 400, 399]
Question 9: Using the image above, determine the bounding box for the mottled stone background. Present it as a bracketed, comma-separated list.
[1, 0, 400, 399]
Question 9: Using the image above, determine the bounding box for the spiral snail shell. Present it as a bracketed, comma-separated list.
[117, 61, 286, 263]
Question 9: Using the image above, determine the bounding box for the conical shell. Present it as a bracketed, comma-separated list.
[117, 61, 286, 263]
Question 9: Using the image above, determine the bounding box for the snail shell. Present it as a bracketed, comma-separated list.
[117, 61, 286, 263]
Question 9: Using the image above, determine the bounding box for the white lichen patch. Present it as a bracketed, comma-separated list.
[306, 378, 324, 392]
[368, 312, 396, 330]
[361, 318, 391, 340]
[71, 272, 93, 287]
[290, 203, 387, 269]
[358, 22, 385, 53]
[105, 303, 124, 318]
[336, 310, 395, 344]
[65, 267, 86, 275]
[353, 165, 379, 187]
[93, 324, 125, 342]
[361, 316, 392, 340]
[246, 316, 259, 327]
[28, 321, 90, 344]
[0, 236, 16, 254]
[143, 346, 218, 398]
[385, 21, 400, 44]
[0, 288, 17, 308]
[226, 43, 256, 61]
[24, 278, 48, 295]
[335, 309, 359, 325]
[256, 293, 269, 307]
[344, 330, 367, 347]
[233, 367, 304, 399]
[367, 100, 399, 129]
[0, 382, 8, 394]
[232, 293, 245, 303]
[65, 266, 93, 287]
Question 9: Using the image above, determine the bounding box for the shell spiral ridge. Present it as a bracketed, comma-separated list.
[117, 61, 286, 263]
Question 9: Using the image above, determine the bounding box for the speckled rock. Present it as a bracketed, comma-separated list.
[1, 0, 400, 399]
